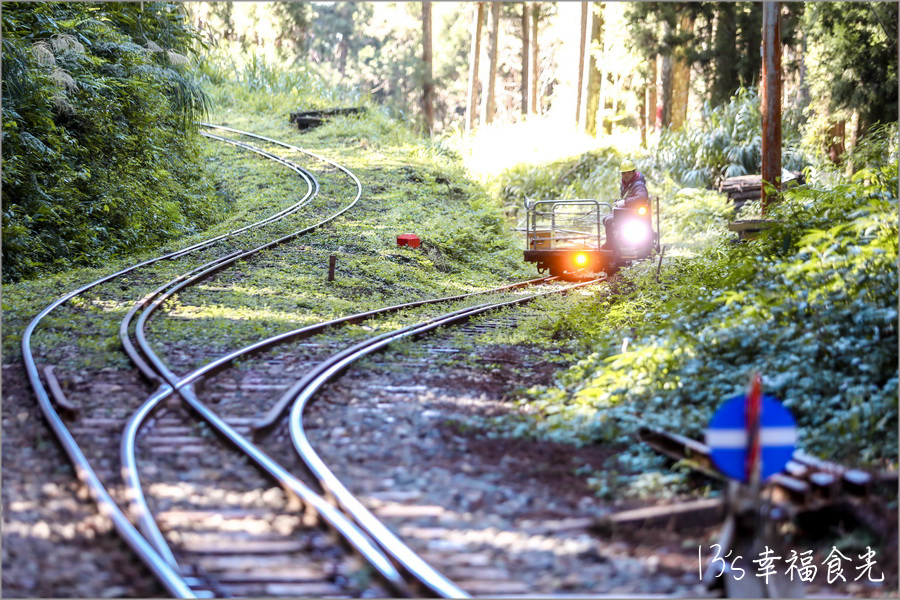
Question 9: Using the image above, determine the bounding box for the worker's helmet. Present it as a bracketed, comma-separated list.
[620, 159, 636, 173]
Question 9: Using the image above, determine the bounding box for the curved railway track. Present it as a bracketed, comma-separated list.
[21, 123, 614, 597]
[21, 126, 389, 597]
[19, 123, 888, 599]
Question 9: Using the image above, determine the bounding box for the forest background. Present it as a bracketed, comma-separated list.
[2, 1, 897, 280]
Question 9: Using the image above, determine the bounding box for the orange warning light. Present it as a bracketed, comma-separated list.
[574, 253, 588, 266]
[637, 205, 648, 216]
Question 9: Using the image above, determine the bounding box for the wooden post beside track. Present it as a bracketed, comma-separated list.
[328, 255, 336, 281]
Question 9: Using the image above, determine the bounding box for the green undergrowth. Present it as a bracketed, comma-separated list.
[4, 59, 533, 372]
[494, 167, 897, 476]
[142, 114, 533, 363]
[2, 3, 218, 282]
[473, 126, 897, 503]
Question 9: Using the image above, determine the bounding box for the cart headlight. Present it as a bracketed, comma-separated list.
[574, 252, 588, 266]
[637, 205, 648, 216]
[622, 220, 649, 244]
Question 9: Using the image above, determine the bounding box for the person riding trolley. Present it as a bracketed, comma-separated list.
[602, 159, 650, 250]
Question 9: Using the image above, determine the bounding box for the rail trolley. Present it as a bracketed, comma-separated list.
[523, 197, 658, 278]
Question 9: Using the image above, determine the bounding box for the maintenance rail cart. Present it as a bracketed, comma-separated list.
[523, 199, 613, 277]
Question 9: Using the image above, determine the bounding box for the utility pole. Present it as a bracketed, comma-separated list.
[760, 2, 782, 212]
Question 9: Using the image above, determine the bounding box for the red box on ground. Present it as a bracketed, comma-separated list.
[396, 234, 421, 248]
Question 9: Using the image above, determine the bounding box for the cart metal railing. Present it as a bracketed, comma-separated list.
[525, 199, 611, 250]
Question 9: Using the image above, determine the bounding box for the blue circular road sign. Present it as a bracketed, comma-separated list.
[705, 394, 797, 482]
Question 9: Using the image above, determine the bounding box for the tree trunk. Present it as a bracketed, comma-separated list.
[481, 2, 501, 125]
[670, 13, 694, 130]
[531, 3, 539, 114]
[640, 84, 647, 146]
[711, 2, 737, 107]
[422, 1, 434, 133]
[845, 110, 861, 175]
[797, 29, 810, 108]
[827, 120, 846, 164]
[338, 40, 348, 75]
[600, 29, 608, 134]
[648, 56, 657, 131]
[465, 2, 484, 134]
[521, 3, 530, 115]
[737, 3, 762, 88]
[575, 1, 588, 127]
[584, 3, 603, 136]
[760, 1, 781, 210]
[658, 17, 673, 129]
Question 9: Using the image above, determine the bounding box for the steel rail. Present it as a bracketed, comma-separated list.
[199, 123, 362, 188]
[120, 275, 554, 598]
[285, 277, 604, 598]
[119, 125, 415, 593]
[120, 135, 320, 383]
[123, 122, 365, 384]
[251, 276, 557, 432]
[120, 384, 412, 596]
[125, 129, 363, 385]
[119, 244, 298, 567]
[20, 127, 328, 598]
[117, 139, 321, 563]
[123, 274, 552, 417]
[121, 146, 557, 596]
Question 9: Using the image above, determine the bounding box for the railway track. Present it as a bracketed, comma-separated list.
[20, 126, 401, 597]
[26, 124, 885, 598]
[21, 123, 622, 597]
[136, 275, 615, 597]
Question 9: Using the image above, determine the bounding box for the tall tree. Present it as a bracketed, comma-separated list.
[735, 4, 762, 89]
[669, 12, 694, 130]
[647, 56, 657, 132]
[422, 1, 434, 133]
[575, 1, 589, 127]
[271, 3, 311, 55]
[624, 3, 680, 128]
[658, 17, 673, 128]
[710, 3, 738, 107]
[521, 3, 530, 115]
[481, 2, 501, 124]
[465, 2, 484, 134]
[584, 3, 604, 136]
[805, 2, 898, 137]
[530, 3, 539, 114]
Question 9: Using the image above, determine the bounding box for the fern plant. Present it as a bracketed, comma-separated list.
[2, 2, 219, 281]
[645, 88, 812, 189]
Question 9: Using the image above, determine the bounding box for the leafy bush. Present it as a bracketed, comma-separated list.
[509, 136, 898, 468]
[643, 88, 812, 189]
[2, 2, 222, 282]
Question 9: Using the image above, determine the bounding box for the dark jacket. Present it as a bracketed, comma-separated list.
[620, 171, 649, 205]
